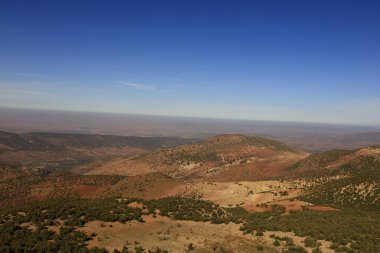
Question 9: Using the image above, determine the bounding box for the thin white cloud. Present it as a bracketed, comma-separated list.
[164, 84, 188, 88]
[117, 81, 156, 91]
[0, 81, 51, 96]
[0, 71, 55, 79]
[169, 77, 181, 81]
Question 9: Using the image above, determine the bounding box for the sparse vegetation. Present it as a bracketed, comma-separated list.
[236, 207, 380, 252]
[1, 133, 380, 252]
[302, 155, 380, 210]
[304, 237, 319, 248]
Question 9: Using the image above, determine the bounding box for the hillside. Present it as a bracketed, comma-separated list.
[288, 146, 380, 209]
[86, 134, 308, 181]
[285, 149, 355, 177]
[0, 167, 182, 207]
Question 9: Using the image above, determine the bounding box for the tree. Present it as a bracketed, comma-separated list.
[135, 246, 146, 253]
[187, 243, 195, 251]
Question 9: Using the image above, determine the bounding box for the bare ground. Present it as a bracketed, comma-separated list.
[78, 215, 278, 253]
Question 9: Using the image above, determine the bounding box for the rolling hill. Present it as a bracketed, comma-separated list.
[86, 134, 308, 181]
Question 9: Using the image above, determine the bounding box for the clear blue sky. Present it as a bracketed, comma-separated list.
[0, 0, 379, 125]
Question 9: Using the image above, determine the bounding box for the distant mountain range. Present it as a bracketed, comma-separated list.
[277, 132, 380, 151]
[0, 131, 199, 171]
[0, 131, 200, 152]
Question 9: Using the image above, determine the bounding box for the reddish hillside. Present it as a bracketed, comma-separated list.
[86, 134, 308, 181]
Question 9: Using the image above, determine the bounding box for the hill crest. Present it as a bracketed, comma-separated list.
[86, 134, 307, 181]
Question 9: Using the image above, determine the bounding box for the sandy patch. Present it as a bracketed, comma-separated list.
[171, 180, 338, 213]
[78, 215, 278, 253]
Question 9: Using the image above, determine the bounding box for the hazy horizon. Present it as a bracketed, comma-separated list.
[1, 107, 379, 138]
[1, 1, 380, 125]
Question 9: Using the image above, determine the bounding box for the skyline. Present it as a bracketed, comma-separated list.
[1, 0, 380, 125]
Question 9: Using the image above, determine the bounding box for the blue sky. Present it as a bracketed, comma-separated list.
[0, 0, 379, 125]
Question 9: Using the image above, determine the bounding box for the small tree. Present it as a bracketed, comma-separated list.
[135, 246, 146, 253]
[312, 247, 323, 253]
[304, 237, 318, 248]
[187, 243, 195, 251]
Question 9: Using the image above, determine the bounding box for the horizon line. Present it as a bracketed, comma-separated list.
[1, 106, 380, 128]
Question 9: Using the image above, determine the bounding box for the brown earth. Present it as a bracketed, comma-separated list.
[171, 180, 338, 212]
[72, 214, 336, 253]
[77, 215, 278, 253]
[105, 172, 183, 199]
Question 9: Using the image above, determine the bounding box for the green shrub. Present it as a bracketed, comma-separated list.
[312, 247, 323, 253]
[304, 237, 318, 248]
[283, 246, 308, 253]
